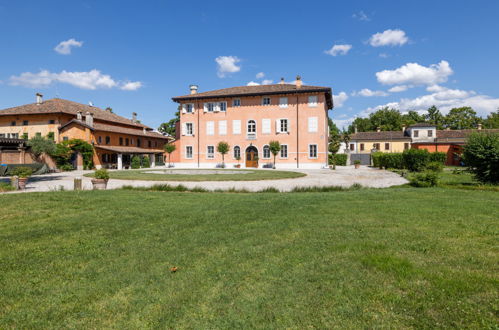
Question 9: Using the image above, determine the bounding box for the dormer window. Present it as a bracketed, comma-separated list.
[262, 97, 271, 106]
[413, 130, 419, 138]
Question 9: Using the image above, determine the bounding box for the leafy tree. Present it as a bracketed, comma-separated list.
[269, 140, 281, 169]
[105, 107, 113, 113]
[425, 106, 444, 129]
[368, 107, 403, 131]
[216, 141, 230, 167]
[328, 118, 340, 136]
[26, 136, 56, 162]
[131, 156, 141, 169]
[462, 132, 499, 184]
[163, 143, 176, 167]
[158, 107, 181, 137]
[402, 110, 425, 126]
[444, 107, 481, 129]
[348, 117, 372, 133]
[483, 109, 499, 129]
[141, 156, 150, 168]
[329, 131, 341, 169]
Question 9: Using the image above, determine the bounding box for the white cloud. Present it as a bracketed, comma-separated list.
[364, 87, 498, 117]
[9, 69, 142, 91]
[376, 60, 453, 86]
[333, 92, 348, 108]
[388, 85, 408, 93]
[215, 56, 241, 78]
[247, 81, 260, 86]
[379, 53, 389, 58]
[261, 79, 273, 85]
[353, 88, 389, 97]
[120, 81, 142, 91]
[54, 38, 83, 55]
[324, 44, 352, 56]
[256, 72, 265, 79]
[369, 29, 408, 47]
[352, 11, 370, 21]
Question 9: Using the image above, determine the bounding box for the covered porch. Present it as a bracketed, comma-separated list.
[95, 146, 165, 170]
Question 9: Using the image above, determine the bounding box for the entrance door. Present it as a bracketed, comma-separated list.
[245, 146, 259, 168]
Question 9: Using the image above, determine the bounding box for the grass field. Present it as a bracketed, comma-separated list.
[84, 168, 306, 181]
[1, 188, 498, 328]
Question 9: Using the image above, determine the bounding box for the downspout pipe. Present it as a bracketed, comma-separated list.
[197, 101, 200, 168]
[296, 95, 299, 169]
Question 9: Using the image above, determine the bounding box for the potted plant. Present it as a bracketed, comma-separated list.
[354, 160, 361, 169]
[91, 168, 110, 190]
[11, 167, 33, 190]
[234, 155, 241, 168]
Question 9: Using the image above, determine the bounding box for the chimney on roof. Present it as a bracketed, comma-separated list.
[36, 93, 43, 105]
[376, 127, 381, 133]
[295, 75, 302, 88]
[354, 125, 358, 134]
[402, 125, 406, 133]
[478, 123, 482, 130]
[446, 127, 451, 131]
[132, 112, 137, 123]
[85, 112, 93, 127]
[279, 78, 285, 85]
[143, 127, 147, 135]
[77, 111, 82, 121]
[190, 85, 198, 95]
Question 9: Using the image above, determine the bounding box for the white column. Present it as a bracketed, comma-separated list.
[150, 154, 156, 168]
[117, 153, 123, 170]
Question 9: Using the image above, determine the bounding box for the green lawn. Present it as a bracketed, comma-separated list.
[1, 188, 498, 328]
[85, 168, 306, 181]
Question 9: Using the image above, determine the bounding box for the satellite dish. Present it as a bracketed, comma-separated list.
[88, 101, 94, 107]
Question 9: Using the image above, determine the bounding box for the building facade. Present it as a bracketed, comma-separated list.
[0, 95, 170, 169]
[171, 78, 334, 169]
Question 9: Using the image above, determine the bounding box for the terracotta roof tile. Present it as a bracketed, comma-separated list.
[93, 122, 170, 140]
[172, 84, 333, 109]
[0, 98, 149, 128]
[436, 129, 499, 139]
[350, 131, 410, 140]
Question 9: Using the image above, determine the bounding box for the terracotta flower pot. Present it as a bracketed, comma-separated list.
[18, 177, 28, 190]
[354, 164, 360, 169]
[91, 179, 108, 190]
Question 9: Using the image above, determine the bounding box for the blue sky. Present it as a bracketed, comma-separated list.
[1, 0, 498, 129]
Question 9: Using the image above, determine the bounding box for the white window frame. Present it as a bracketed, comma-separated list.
[262, 145, 271, 159]
[233, 98, 241, 107]
[206, 121, 215, 136]
[247, 119, 257, 139]
[279, 97, 288, 108]
[280, 144, 288, 158]
[185, 122, 194, 136]
[308, 116, 318, 133]
[308, 95, 318, 107]
[233, 120, 241, 134]
[185, 146, 193, 159]
[204, 102, 215, 113]
[308, 144, 318, 159]
[277, 118, 289, 134]
[219, 120, 227, 135]
[247, 120, 256, 133]
[207, 145, 215, 159]
[233, 145, 241, 159]
[182, 103, 194, 114]
[262, 97, 271, 106]
[219, 102, 227, 112]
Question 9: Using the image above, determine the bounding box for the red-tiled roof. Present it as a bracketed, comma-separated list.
[172, 84, 334, 109]
[93, 123, 170, 140]
[436, 129, 499, 139]
[0, 98, 148, 129]
[350, 131, 410, 141]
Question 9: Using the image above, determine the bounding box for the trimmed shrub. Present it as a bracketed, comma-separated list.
[1, 163, 45, 176]
[429, 152, 446, 164]
[409, 171, 439, 187]
[141, 156, 150, 168]
[328, 154, 348, 166]
[382, 153, 404, 169]
[426, 161, 444, 173]
[372, 152, 383, 168]
[403, 149, 430, 172]
[94, 169, 110, 180]
[462, 132, 499, 184]
[11, 167, 33, 178]
[131, 156, 141, 169]
[0, 182, 15, 192]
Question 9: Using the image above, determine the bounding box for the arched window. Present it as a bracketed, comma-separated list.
[247, 120, 256, 133]
[263, 145, 270, 158]
[234, 146, 241, 159]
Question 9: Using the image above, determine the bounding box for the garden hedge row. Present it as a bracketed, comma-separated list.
[372, 150, 446, 171]
[328, 154, 347, 166]
[0, 163, 48, 176]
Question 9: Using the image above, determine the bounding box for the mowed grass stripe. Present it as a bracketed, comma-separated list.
[0, 188, 497, 328]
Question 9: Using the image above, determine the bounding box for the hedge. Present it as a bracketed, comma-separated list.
[328, 154, 347, 166]
[372, 150, 446, 171]
[0, 163, 49, 176]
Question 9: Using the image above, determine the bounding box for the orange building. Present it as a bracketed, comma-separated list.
[0, 94, 170, 169]
[171, 77, 334, 169]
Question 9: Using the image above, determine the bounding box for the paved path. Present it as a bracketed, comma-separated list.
[1, 166, 407, 193]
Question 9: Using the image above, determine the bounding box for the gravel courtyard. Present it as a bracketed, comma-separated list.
[1, 166, 407, 193]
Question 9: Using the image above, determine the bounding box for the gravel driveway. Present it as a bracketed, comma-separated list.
[1, 166, 407, 193]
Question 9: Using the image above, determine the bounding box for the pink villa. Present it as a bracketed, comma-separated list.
[171, 77, 334, 169]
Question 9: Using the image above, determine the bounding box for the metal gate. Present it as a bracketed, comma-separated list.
[350, 153, 371, 165]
